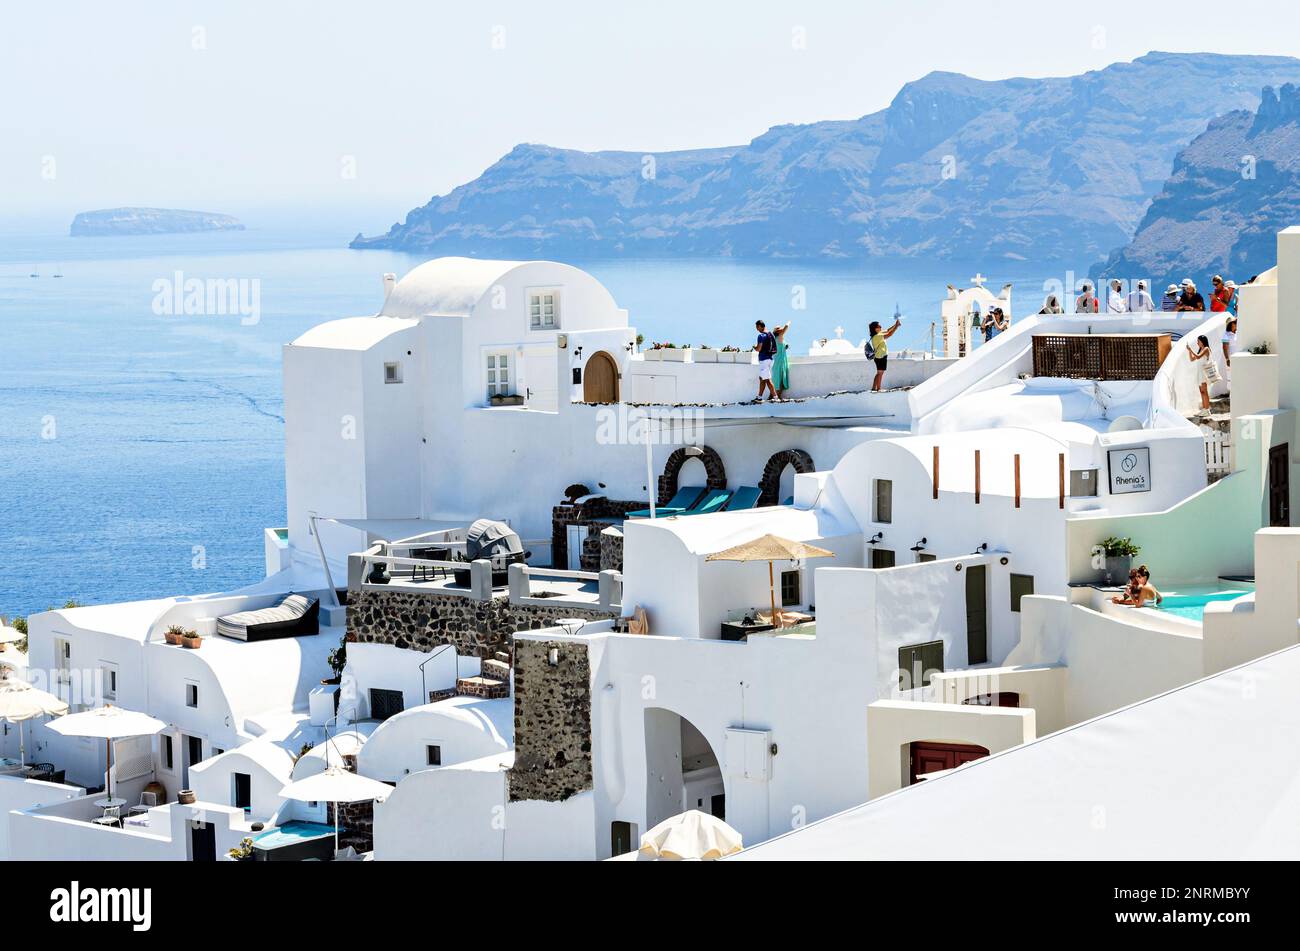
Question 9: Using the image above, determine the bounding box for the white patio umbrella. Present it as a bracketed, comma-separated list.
[639, 809, 744, 860]
[278, 765, 392, 853]
[0, 678, 68, 766]
[45, 705, 167, 800]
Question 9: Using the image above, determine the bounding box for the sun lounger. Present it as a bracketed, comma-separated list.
[682, 488, 732, 516]
[626, 485, 706, 518]
[216, 593, 320, 642]
[724, 485, 763, 510]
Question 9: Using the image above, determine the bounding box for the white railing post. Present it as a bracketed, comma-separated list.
[470, 559, 494, 600]
[599, 570, 623, 611]
[508, 562, 530, 602]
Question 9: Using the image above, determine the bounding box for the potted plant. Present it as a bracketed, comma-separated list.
[693, 344, 718, 363]
[164, 624, 185, 646]
[180, 628, 202, 649]
[644, 342, 665, 362]
[718, 345, 742, 364]
[660, 342, 688, 363]
[227, 837, 255, 862]
[324, 635, 346, 685]
[1097, 536, 1140, 584]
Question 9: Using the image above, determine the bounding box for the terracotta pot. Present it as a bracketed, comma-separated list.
[164, 631, 181, 645]
[178, 789, 196, 805]
[181, 635, 202, 649]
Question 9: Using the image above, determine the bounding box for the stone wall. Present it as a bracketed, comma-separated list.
[507, 639, 592, 802]
[599, 527, 624, 572]
[348, 587, 616, 659]
[551, 496, 643, 570]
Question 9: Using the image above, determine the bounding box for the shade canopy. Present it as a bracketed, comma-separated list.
[279, 766, 392, 805]
[0, 624, 23, 645]
[0, 678, 68, 723]
[705, 534, 835, 563]
[45, 705, 167, 739]
[640, 810, 744, 860]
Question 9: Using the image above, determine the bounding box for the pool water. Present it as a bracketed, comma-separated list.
[253, 820, 335, 847]
[1155, 590, 1249, 621]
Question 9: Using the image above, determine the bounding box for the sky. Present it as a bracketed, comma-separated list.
[4, 0, 1300, 234]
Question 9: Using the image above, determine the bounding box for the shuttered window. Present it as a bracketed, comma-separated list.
[873, 479, 893, 523]
[898, 640, 944, 691]
[369, 688, 405, 721]
[1010, 573, 1035, 613]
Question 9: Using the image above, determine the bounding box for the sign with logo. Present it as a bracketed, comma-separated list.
[1107, 447, 1151, 495]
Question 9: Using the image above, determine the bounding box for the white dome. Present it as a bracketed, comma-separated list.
[379, 257, 535, 319]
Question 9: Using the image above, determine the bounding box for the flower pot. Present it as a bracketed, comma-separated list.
[164, 631, 181, 646]
[1103, 554, 1132, 585]
[693, 349, 718, 363]
[643, 349, 664, 362]
[181, 635, 202, 649]
[660, 348, 688, 362]
[178, 789, 196, 805]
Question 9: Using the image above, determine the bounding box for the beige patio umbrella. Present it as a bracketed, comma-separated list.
[46, 705, 167, 800]
[0, 678, 68, 767]
[706, 534, 834, 626]
[639, 809, 744, 860]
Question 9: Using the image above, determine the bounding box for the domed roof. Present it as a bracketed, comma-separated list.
[379, 257, 535, 319]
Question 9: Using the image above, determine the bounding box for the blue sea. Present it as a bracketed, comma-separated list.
[0, 226, 1062, 617]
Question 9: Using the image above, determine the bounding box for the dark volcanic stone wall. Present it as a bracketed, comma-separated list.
[348, 588, 615, 659]
[508, 639, 592, 802]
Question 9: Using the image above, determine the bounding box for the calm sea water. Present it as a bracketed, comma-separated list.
[0, 227, 1060, 617]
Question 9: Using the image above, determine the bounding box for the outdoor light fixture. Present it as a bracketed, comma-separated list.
[910, 537, 928, 553]
[573, 346, 584, 359]
[1000, 556, 1009, 566]
[972, 542, 988, 554]
[869, 532, 883, 544]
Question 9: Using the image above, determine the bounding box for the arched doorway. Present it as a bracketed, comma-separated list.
[583, 350, 619, 403]
[644, 708, 725, 828]
[658, 446, 726, 506]
[758, 448, 815, 506]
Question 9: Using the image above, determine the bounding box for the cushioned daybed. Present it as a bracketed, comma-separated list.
[216, 594, 319, 642]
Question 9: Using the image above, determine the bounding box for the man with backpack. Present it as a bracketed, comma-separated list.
[754, 320, 777, 402]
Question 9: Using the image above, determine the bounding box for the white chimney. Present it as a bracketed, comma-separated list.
[381, 272, 397, 310]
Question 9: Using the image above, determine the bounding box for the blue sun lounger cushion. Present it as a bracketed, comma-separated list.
[626, 485, 706, 518]
[683, 488, 732, 516]
[724, 485, 763, 511]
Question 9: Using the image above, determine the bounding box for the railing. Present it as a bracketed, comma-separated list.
[1031, 333, 1171, 381]
[507, 562, 622, 612]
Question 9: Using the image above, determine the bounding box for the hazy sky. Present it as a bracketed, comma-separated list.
[5, 0, 1299, 233]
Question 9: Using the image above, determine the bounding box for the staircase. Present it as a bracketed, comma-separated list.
[429, 651, 512, 703]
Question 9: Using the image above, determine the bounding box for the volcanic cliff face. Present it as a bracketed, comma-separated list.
[1096, 82, 1300, 285]
[352, 53, 1300, 264]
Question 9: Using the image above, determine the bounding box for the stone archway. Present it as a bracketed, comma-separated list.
[658, 446, 726, 506]
[758, 448, 815, 506]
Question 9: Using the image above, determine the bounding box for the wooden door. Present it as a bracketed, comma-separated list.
[965, 564, 988, 665]
[583, 351, 619, 403]
[1269, 443, 1290, 527]
[909, 741, 990, 785]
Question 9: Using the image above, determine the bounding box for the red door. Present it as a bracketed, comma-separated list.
[909, 741, 990, 785]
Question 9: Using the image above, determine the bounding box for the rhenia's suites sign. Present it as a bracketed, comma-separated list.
[1107, 447, 1151, 494]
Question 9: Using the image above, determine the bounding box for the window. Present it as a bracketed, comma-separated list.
[486, 352, 512, 400]
[162, 735, 174, 771]
[233, 772, 252, 811]
[611, 820, 635, 857]
[1070, 468, 1098, 497]
[917, 552, 937, 564]
[871, 547, 896, 569]
[100, 662, 118, 701]
[54, 638, 71, 690]
[384, 361, 403, 384]
[898, 640, 944, 691]
[369, 688, 405, 721]
[1009, 573, 1035, 613]
[780, 570, 801, 607]
[528, 290, 559, 329]
[185, 682, 199, 708]
[873, 479, 893, 523]
[426, 744, 442, 767]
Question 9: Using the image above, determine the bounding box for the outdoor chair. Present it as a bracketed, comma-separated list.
[91, 805, 122, 829]
[724, 485, 763, 510]
[627, 485, 706, 518]
[128, 791, 158, 816]
[682, 488, 732, 516]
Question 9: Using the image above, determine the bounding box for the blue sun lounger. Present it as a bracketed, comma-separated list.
[627, 485, 706, 518]
[682, 488, 732, 516]
[724, 485, 763, 511]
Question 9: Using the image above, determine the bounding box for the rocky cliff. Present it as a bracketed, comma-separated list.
[352, 52, 1300, 264]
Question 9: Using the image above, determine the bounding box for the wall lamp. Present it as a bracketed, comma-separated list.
[972, 542, 989, 554]
[910, 537, 928, 553]
[868, 532, 884, 545]
[573, 346, 584, 360]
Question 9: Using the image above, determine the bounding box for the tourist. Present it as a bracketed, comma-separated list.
[754, 320, 777, 402]
[1111, 569, 1142, 605]
[1223, 279, 1239, 316]
[1176, 279, 1205, 312]
[1160, 284, 1181, 311]
[1075, 282, 1099, 313]
[771, 321, 792, 400]
[1210, 275, 1232, 312]
[1127, 279, 1155, 312]
[1186, 334, 1220, 412]
[1039, 294, 1064, 314]
[1135, 566, 1164, 606]
[1222, 316, 1239, 380]
[982, 306, 1009, 342]
[867, 314, 902, 392]
[1107, 279, 1128, 313]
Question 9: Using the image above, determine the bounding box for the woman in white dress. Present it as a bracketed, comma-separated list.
[1186, 334, 1220, 413]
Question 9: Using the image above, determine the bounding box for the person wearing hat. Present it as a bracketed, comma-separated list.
[1106, 279, 1128, 313]
[1224, 279, 1239, 316]
[981, 305, 1009, 342]
[1126, 279, 1155, 312]
[1176, 279, 1205, 312]
[1222, 315, 1240, 382]
[1210, 275, 1232, 313]
[1160, 283, 1180, 311]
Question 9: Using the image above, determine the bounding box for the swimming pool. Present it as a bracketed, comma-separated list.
[253, 820, 337, 861]
[1155, 590, 1249, 622]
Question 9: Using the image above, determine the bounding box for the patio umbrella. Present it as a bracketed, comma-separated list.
[0, 678, 68, 767]
[45, 705, 167, 800]
[279, 765, 392, 853]
[705, 534, 834, 626]
[639, 809, 744, 860]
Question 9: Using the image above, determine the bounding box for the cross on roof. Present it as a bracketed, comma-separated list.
[833, 325, 844, 338]
[970, 273, 986, 287]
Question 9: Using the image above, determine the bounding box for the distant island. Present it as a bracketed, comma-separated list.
[70, 207, 245, 237]
[351, 52, 1300, 266]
